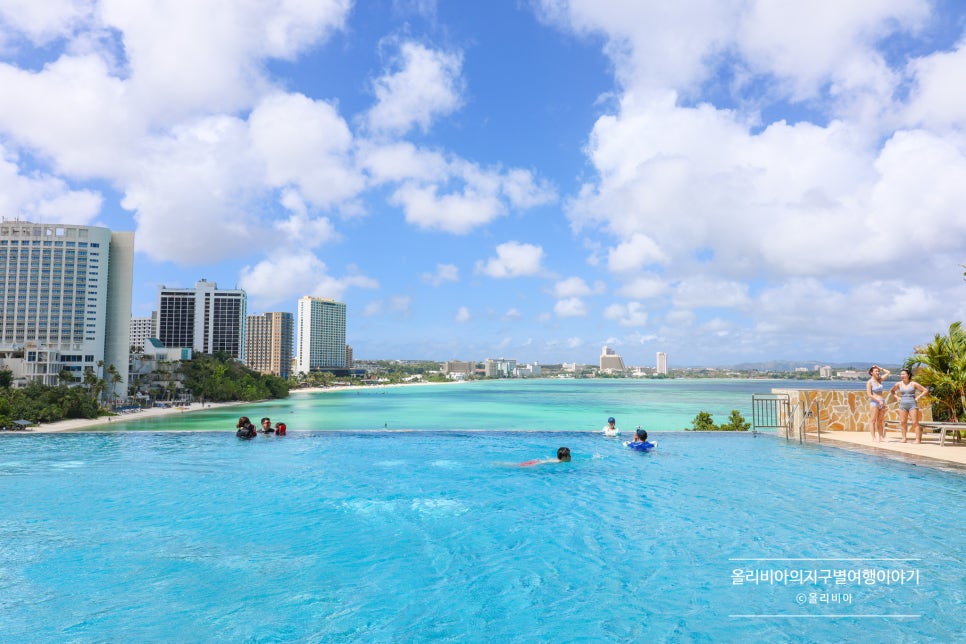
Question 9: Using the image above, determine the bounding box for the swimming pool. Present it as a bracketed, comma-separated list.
[1, 430, 963, 642]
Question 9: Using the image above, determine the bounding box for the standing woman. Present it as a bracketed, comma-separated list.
[890, 369, 929, 443]
[866, 365, 890, 442]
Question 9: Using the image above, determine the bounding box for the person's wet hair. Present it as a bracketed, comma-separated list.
[636, 428, 648, 441]
[557, 447, 571, 461]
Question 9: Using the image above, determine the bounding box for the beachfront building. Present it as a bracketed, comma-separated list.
[656, 351, 668, 375]
[443, 360, 475, 379]
[820, 365, 832, 378]
[156, 279, 247, 360]
[515, 362, 542, 378]
[296, 296, 346, 374]
[484, 358, 516, 378]
[129, 338, 193, 400]
[0, 221, 134, 394]
[600, 346, 626, 373]
[245, 312, 294, 379]
[129, 313, 156, 350]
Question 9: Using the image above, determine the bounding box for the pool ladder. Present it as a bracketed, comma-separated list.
[789, 399, 822, 444]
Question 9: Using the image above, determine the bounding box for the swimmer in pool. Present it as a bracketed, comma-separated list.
[624, 427, 657, 451]
[601, 417, 620, 437]
[518, 447, 572, 467]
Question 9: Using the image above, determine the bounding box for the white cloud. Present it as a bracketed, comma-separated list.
[476, 241, 544, 278]
[0, 0, 93, 46]
[366, 41, 464, 135]
[0, 143, 102, 222]
[607, 233, 669, 272]
[673, 278, 751, 310]
[904, 39, 966, 130]
[455, 306, 471, 322]
[603, 302, 648, 327]
[390, 181, 504, 234]
[422, 263, 459, 286]
[504, 308, 522, 319]
[249, 92, 363, 209]
[554, 297, 587, 318]
[552, 276, 599, 298]
[615, 274, 668, 299]
[358, 141, 448, 185]
[239, 252, 377, 309]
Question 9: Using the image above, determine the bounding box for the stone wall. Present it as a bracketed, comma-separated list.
[771, 388, 932, 438]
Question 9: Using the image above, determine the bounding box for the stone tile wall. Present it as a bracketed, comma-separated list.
[771, 388, 932, 438]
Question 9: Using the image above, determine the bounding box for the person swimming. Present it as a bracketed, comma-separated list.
[625, 427, 656, 451]
[518, 447, 571, 467]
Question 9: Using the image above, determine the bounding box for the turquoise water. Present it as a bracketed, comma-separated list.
[2, 379, 962, 642]
[101, 378, 867, 433]
[1, 430, 963, 642]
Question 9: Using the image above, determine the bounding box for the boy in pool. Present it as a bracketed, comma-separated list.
[518, 447, 571, 467]
[625, 427, 657, 451]
[601, 417, 620, 436]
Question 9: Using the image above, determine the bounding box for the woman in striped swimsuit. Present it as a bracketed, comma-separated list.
[866, 365, 890, 442]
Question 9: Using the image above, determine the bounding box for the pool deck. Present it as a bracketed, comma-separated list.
[811, 429, 966, 469]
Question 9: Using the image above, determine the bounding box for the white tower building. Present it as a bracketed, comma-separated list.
[296, 296, 346, 374]
[0, 221, 134, 394]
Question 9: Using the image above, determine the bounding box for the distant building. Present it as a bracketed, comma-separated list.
[156, 279, 247, 360]
[245, 312, 293, 378]
[794, 367, 808, 373]
[600, 346, 626, 372]
[819, 365, 832, 378]
[836, 370, 862, 379]
[484, 358, 516, 378]
[443, 360, 475, 377]
[515, 362, 542, 378]
[345, 345, 353, 368]
[129, 313, 156, 350]
[656, 351, 668, 375]
[296, 296, 346, 374]
[0, 221, 134, 394]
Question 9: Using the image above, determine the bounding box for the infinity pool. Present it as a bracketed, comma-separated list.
[1, 431, 963, 642]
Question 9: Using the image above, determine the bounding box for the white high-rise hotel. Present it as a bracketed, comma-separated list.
[656, 352, 668, 375]
[296, 296, 346, 374]
[0, 221, 134, 391]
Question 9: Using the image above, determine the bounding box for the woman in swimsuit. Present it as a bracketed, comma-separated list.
[866, 365, 890, 442]
[889, 368, 929, 443]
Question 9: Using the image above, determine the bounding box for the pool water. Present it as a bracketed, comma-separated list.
[1, 430, 963, 642]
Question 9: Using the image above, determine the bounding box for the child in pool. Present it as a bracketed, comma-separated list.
[518, 447, 571, 467]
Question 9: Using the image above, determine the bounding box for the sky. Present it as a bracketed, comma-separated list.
[1, 0, 966, 367]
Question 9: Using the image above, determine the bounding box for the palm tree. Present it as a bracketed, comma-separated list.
[910, 321, 966, 421]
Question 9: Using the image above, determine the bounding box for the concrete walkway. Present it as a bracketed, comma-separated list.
[807, 428, 966, 469]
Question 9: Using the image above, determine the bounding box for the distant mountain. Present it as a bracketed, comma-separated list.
[726, 360, 893, 372]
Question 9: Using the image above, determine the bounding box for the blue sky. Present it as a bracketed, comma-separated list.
[2, 0, 966, 367]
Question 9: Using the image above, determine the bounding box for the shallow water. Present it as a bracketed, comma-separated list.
[103, 378, 866, 433]
[1, 428, 962, 642]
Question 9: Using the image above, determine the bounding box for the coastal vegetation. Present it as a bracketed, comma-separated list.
[0, 375, 101, 427]
[687, 410, 751, 431]
[909, 321, 966, 421]
[180, 353, 289, 402]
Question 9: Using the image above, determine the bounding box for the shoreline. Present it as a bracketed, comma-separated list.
[4, 380, 462, 434]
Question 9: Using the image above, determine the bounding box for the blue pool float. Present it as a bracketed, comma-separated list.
[624, 440, 656, 452]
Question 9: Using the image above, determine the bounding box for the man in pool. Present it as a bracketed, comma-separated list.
[625, 427, 657, 451]
[259, 417, 274, 434]
[601, 417, 620, 436]
[518, 447, 571, 467]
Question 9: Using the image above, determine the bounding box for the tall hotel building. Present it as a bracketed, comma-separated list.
[656, 351, 668, 375]
[245, 312, 294, 378]
[296, 296, 346, 374]
[0, 221, 134, 391]
[129, 313, 156, 350]
[156, 279, 247, 359]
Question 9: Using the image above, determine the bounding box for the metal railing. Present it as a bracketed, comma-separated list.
[751, 393, 792, 438]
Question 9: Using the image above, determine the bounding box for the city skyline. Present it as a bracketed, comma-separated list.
[2, 2, 966, 366]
